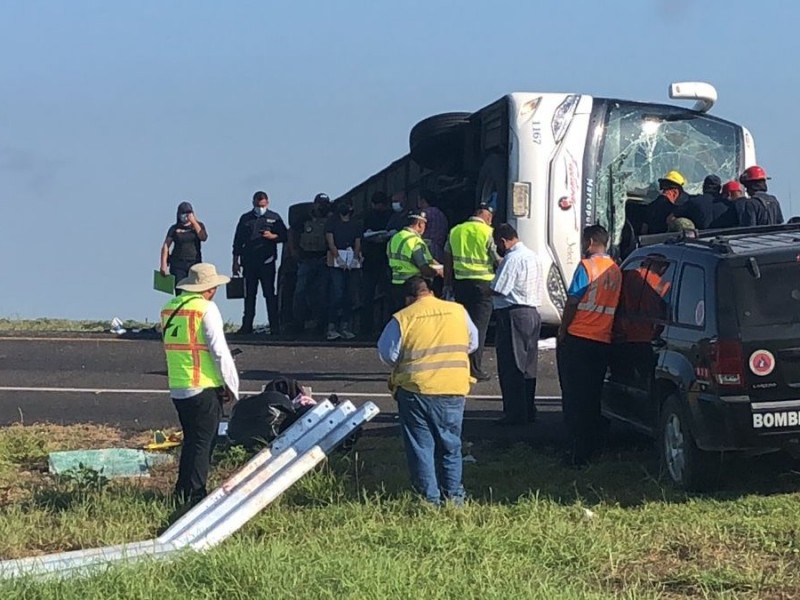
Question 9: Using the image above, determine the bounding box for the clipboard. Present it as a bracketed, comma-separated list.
[153, 270, 176, 295]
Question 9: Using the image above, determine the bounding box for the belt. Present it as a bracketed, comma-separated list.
[496, 304, 539, 311]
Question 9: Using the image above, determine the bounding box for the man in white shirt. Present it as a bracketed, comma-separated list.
[161, 263, 240, 504]
[490, 224, 543, 426]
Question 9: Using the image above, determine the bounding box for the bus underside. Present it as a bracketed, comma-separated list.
[336, 98, 511, 230]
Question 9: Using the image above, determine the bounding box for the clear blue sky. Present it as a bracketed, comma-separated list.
[1, 0, 798, 323]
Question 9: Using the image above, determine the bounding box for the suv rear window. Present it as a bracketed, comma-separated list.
[731, 262, 800, 326]
[676, 264, 706, 328]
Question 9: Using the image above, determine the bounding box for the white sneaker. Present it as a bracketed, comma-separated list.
[326, 325, 341, 341]
[340, 325, 356, 340]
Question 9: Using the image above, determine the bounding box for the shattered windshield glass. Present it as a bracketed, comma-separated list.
[595, 101, 741, 244]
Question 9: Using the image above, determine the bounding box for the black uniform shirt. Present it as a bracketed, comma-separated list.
[233, 209, 288, 265]
[167, 223, 205, 263]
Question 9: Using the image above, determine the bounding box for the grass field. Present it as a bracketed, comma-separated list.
[0, 318, 152, 333]
[1, 423, 800, 599]
[0, 318, 245, 335]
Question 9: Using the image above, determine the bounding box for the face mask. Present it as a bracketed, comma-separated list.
[254, 206, 267, 217]
[179, 214, 190, 224]
[391, 202, 403, 213]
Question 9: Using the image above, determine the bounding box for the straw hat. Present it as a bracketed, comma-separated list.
[176, 263, 230, 293]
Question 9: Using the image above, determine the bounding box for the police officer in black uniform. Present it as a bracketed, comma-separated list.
[232, 191, 288, 335]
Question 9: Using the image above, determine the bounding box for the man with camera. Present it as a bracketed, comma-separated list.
[232, 191, 288, 335]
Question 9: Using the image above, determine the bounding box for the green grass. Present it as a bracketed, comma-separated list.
[0, 318, 243, 334]
[1, 425, 800, 598]
[0, 318, 153, 333]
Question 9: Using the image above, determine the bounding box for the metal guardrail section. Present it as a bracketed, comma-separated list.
[0, 400, 380, 580]
[160, 400, 340, 545]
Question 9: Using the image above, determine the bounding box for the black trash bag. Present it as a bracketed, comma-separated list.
[227, 390, 296, 451]
[227, 377, 361, 452]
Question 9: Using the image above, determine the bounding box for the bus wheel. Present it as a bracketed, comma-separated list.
[409, 112, 470, 173]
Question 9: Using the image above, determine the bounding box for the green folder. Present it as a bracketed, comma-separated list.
[153, 270, 176, 295]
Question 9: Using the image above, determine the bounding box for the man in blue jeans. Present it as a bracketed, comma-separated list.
[377, 276, 478, 505]
[325, 200, 362, 340]
[290, 193, 331, 334]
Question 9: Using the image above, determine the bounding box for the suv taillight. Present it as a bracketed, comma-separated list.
[710, 339, 745, 389]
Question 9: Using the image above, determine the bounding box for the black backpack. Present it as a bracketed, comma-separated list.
[227, 377, 360, 452]
[751, 192, 783, 225]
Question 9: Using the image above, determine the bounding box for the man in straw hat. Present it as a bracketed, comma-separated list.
[161, 263, 240, 504]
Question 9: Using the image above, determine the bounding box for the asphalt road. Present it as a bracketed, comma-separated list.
[0, 336, 563, 435]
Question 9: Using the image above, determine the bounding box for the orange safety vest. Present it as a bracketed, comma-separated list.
[568, 255, 622, 344]
[617, 267, 671, 343]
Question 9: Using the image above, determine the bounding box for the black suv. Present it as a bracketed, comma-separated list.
[602, 224, 800, 490]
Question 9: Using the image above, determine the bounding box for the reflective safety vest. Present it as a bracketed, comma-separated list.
[568, 256, 622, 344]
[391, 296, 472, 396]
[618, 266, 671, 344]
[448, 219, 495, 281]
[161, 293, 224, 390]
[387, 228, 432, 285]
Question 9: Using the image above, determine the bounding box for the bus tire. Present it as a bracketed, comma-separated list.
[409, 112, 470, 172]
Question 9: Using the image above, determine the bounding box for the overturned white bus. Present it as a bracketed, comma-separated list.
[334, 82, 756, 326]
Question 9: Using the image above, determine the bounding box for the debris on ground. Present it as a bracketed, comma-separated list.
[109, 317, 127, 335]
[143, 430, 183, 451]
[48, 449, 174, 478]
[538, 337, 557, 351]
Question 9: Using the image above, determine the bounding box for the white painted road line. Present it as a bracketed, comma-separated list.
[0, 386, 562, 401]
[0, 336, 141, 343]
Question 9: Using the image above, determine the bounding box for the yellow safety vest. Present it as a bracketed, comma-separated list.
[387, 228, 432, 285]
[161, 294, 224, 390]
[390, 296, 472, 396]
[448, 219, 494, 281]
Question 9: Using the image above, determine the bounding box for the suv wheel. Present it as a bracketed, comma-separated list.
[659, 395, 719, 492]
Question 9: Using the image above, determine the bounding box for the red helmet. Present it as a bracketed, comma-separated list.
[740, 165, 769, 183]
[722, 180, 742, 195]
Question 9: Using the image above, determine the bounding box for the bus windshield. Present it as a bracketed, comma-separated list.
[594, 101, 742, 244]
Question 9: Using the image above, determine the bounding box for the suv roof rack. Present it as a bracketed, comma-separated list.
[638, 224, 800, 255]
[638, 230, 699, 248]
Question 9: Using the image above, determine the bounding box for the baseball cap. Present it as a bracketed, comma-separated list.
[703, 175, 722, 189]
[314, 193, 330, 204]
[477, 202, 495, 214]
[408, 209, 428, 223]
